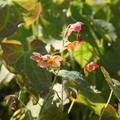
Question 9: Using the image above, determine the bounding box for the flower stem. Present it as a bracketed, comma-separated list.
[69, 51, 75, 70]
[67, 99, 75, 114]
[99, 90, 113, 120]
[40, 68, 60, 112]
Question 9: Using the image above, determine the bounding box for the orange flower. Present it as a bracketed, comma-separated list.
[84, 62, 99, 72]
[64, 41, 80, 51]
[43, 55, 63, 67]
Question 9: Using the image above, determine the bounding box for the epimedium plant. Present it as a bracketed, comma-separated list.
[1, 0, 120, 120]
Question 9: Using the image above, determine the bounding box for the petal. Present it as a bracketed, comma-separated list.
[38, 60, 49, 68]
[32, 52, 41, 57]
[53, 56, 63, 61]
[67, 21, 84, 36]
[84, 62, 99, 72]
[31, 52, 41, 61]
[52, 61, 61, 67]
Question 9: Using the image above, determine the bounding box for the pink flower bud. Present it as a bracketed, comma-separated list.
[84, 62, 99, 72]
[76, 34, 83, 42]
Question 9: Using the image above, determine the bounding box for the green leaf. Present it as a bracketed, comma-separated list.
[0, 0, 41, 37]
[58, 69, 119, 118]
[93, 19, 117, 42]
[73, 41, 97, 67]
[101, 67, 120, 102]
[1, 40, 52, 97]
[38, 99, 69, 120]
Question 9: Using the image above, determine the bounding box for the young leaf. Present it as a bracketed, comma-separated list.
[73, 41, 97, 68]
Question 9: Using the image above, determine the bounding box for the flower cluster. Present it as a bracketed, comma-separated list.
[31, 21, 99, 71]
[31, 52, 63, 68]
[64, 21, 84, 51]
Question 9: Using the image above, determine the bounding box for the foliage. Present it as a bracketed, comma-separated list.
[0, 0, 120, 120]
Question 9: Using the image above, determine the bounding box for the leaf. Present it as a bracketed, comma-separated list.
[58, 69, 119, 118]
[0, 64, 15, 88]
[11, 108, 33, 120]
[73, 41, 97, 67]
[26, 99, 43, 118]
[0, 1, 23, 38]
[93, 19, 117, 42]
[21, 2, 41, 25]
[0, 0, 41, 37]
[101, 67, 120, 102]
[38, 98, 69, 120]
[52, 83, 70, 107]
[1, 40, 52, 97]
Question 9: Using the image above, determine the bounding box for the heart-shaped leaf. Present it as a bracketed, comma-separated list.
[1, 40, 52, 97]
[73, 41, 98, 68]
[0, 0, 41, 37]
[38, 98, 69, 120]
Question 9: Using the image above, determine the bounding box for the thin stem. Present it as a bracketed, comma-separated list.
[69, 51, 75, 70]
[19, 98, 32, 120]
[67, 99, 75, 114]
[40, 68, 60, 112]
[93, 70, 96, 88]
[32, 18, 39, 37]
[61, 79, 64, 102]
[61, 27, 67, 65]
[88, 25, 106, 66]
[99, 90, 113, 120]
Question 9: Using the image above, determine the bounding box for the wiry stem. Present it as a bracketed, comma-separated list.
[67, 99, 75, 114]
[99, 90, 113, 120]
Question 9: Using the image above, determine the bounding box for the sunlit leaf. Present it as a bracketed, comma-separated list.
[58, 69, 119, 119]
[0, 0, 41, 37]
[0, 65, 15, 88]
[26, 99, 43, 118]
[93, 19, 117, 42]
[73, 41, 97, 67]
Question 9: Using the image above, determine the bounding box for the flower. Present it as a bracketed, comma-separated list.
[64, 41, 80, 51]
[38, 57, 49, 68]
[31, 52, 41, 61]
[43, 55, 63, 67]
[67, 21, 84, 36]
[84, 62, 99, 72]
[31, 52, 63, 68]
